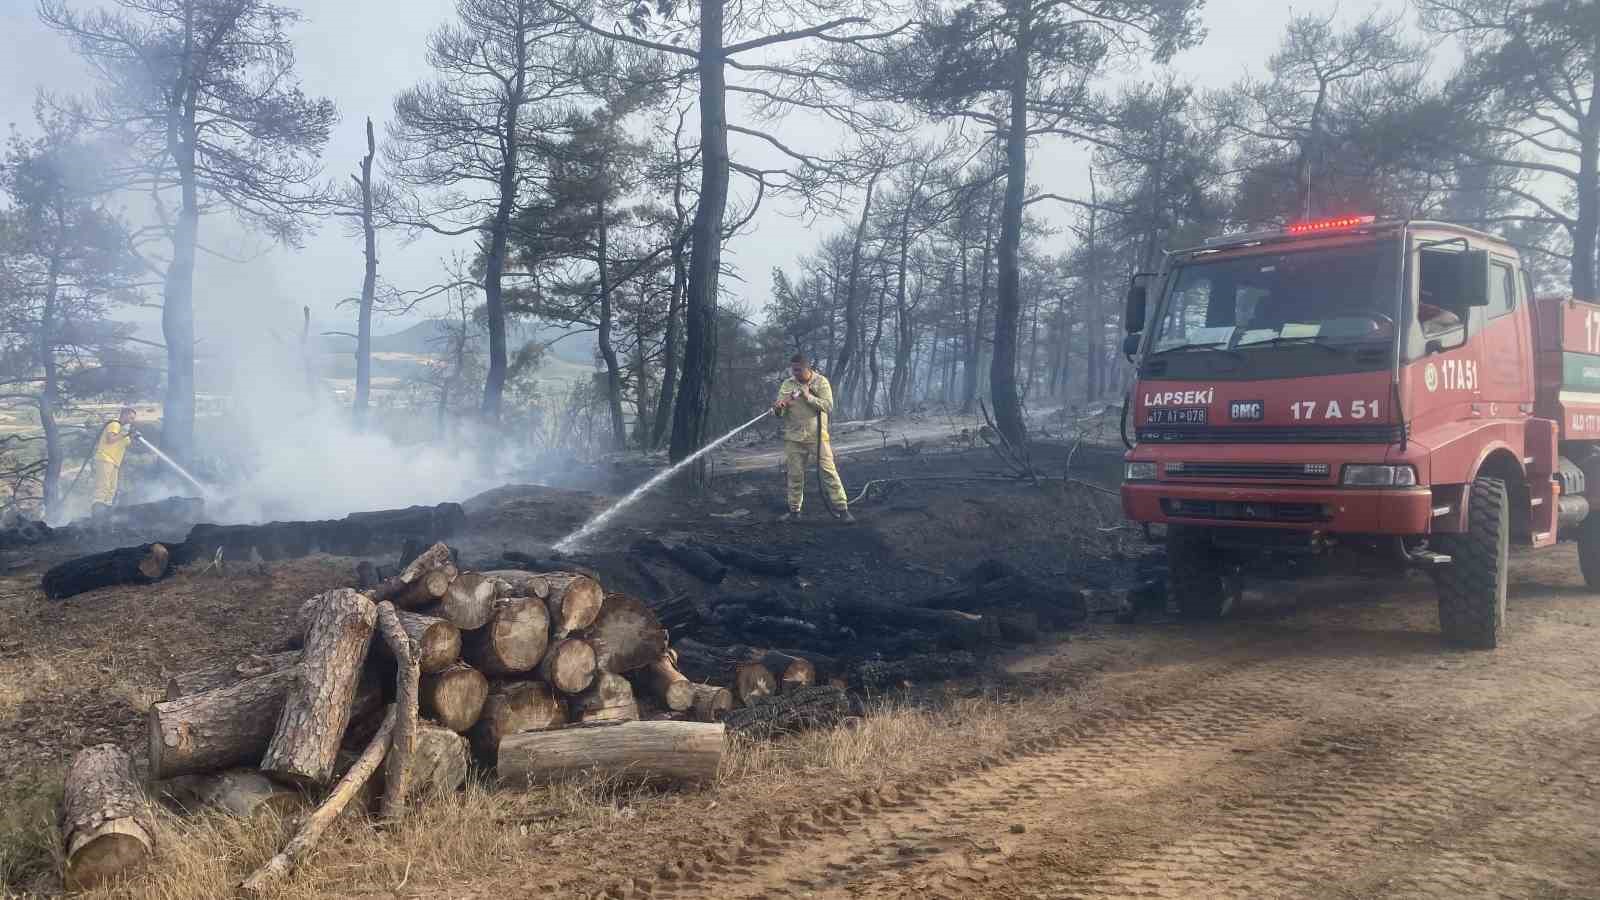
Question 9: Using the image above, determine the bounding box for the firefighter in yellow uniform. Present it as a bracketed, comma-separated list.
[773, 354, 852, 522]
[90, 407, 139, 514]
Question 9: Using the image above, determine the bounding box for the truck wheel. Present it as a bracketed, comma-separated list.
[1168, 526, 1232, 619]
[1578, 509, 1600, 590]
[1434, 477, 1509, 649]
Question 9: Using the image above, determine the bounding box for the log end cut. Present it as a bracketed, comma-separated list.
[61, 744, 153, 891]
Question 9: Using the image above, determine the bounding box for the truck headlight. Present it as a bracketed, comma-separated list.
[1125, 462, 1157, 481]
[1340, 464, 1418, 486]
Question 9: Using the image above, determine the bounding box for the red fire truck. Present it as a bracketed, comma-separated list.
[1119, 215, 1600, 649]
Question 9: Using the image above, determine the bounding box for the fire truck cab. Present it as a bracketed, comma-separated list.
[1120, 215, 1600, 648]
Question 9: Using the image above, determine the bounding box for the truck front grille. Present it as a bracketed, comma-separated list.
[1137, 425, 1403, 444]
[1168, 462, 1329, 480]
[1161, 498, 1331, 523]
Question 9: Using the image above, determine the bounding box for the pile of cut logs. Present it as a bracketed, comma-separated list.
[60, 542, 851, 893]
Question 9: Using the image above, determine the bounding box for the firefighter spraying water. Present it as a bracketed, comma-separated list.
[72, 407, 213, 516]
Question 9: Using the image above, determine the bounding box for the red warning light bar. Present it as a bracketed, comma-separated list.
[1285, 215, 1376, 236]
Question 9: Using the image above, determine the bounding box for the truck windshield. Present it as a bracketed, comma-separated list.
[1150, 242, 1399, 355]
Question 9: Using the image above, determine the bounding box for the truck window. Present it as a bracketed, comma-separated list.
[1417, 249, 1467, 339]
[1488, 262, 1515, 319]
[1149, 242, 1399, 353]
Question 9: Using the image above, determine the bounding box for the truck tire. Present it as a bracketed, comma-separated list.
[1168, 526, 1232, 619]
[1434, 476, 1508, 649]
[1578, 510, 1600, 590]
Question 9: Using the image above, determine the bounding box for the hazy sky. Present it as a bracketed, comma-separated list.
[0, 0, 1357, 345]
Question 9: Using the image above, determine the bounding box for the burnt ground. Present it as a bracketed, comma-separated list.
[7, 430, 1600, 898]
[0, 436, 1141, 792]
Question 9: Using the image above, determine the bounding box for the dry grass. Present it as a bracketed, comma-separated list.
[0, 681, 1111, 899]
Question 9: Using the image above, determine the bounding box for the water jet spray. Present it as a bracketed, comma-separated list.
[553, 408, 775, 553]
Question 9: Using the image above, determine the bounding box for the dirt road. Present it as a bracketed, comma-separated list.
[624, 547, 1600, 900]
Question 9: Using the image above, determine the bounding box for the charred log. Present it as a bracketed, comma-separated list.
[42, 543, 171, 600]
[723, 686, 854, 740]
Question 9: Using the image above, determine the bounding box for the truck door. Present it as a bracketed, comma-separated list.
[1477, 255, 1532, 412]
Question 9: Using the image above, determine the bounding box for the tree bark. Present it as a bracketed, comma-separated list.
[406, 723, 470, 799]
[162, 105, 200, 466]
[583, 592, 668, 673]
[375, 602, 417, 820]
[497, 720, 724, 786]
[354, 116, 377, 429]
[261, 589, 377, 788]
[469, 680, 565, 764]
[539, 637, 598, 695]
[420, 662, 489, 733]
[241, 706, 395, 895]
[61, 744, 154, 891]
[149, 665, 380, 780]
[596, 199, 629, 449]
[42, 543, 170, 600]
[464, 595, 550, 675]
[571, 671, 639, 723]
[835, 170, 881, 416]
[668, 0, 729, 480]
[990, 17, 1031, 446]
[1574, 66, 1600, 299]
[164, 651, 300, 701]
[437, 571, 498, 630]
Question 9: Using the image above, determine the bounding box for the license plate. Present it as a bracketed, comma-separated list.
[1147, 407, 1207, 425]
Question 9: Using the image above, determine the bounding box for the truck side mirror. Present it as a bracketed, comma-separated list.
[1122, 332, 1142, 358]
[1125, 284, 1148, 333]
[1463, 249, 1490, 307]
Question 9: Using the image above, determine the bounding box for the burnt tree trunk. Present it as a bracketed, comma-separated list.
[667, 0, 729, 482]
[43, 543, 170, 600]
[723, 685, 853, 741]
[61, 744, 154, 891]
[261, 589, 377, 787]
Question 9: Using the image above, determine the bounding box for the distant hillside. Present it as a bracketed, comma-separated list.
[322, 320, 596, 364]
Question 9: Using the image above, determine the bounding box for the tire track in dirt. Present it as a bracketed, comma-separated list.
[632, 681, 1307, 900]
[572, 579, 1600, 900]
